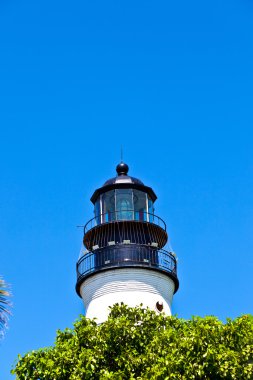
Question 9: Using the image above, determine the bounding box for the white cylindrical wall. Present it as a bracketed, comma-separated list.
[80, 268, 175, 324]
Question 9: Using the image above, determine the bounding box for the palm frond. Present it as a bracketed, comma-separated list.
[0, 277, 12, 334]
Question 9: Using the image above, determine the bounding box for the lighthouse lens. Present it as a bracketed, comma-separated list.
[115, 189, 133, 220]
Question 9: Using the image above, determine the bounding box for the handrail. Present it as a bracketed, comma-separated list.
[76, 243, 178, 294]
[83, 210, 166, 234]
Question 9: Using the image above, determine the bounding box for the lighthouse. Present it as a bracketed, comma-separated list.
[76, 162, 179, 323]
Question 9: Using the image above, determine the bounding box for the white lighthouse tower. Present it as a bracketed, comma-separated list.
[76, 162, 179, 323]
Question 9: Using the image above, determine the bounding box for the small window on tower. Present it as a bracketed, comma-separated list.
[156, 301, 164, 312]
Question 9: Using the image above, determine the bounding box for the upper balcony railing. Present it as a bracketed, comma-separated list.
[76, 243, 178, 295]
[83, 210, 166, 235]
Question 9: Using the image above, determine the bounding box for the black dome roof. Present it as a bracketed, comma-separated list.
[103, 175, 144, 186]
[103, 162, 144, 186]
[90, 162, 157, 204]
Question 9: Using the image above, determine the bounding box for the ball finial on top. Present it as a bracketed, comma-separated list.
[116, 162, 129, 176]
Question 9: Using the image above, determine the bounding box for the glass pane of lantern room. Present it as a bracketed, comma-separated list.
[94, 199, 101, 225]
[115, 189, 133, 220]
[101, 190, 116, 223]
[148, 196, 154, 222]
[133, 190, 147, 221]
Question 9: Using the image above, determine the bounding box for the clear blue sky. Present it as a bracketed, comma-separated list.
[1, 0, 253, 377]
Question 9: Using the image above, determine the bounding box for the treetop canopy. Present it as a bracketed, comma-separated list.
[12, 304, 253, 379]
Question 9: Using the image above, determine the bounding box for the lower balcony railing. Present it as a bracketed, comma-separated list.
[76, 244, 178, 295]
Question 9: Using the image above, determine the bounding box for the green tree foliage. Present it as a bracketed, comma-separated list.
[12, 304, 253, 379]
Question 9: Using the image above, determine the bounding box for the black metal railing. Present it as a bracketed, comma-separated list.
[83, 210, 166, 235]
[76, 244, 178, 292]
